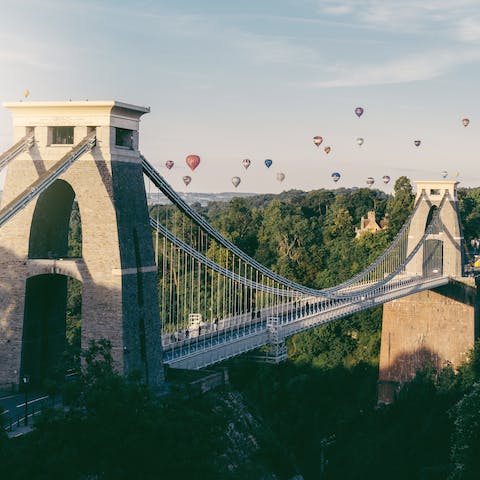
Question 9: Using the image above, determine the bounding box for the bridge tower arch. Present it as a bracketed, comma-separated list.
[406, 180, 463, 278]
[0, 101, 163, 389]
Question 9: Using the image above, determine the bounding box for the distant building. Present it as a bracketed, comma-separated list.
[355, 211, 388, 238]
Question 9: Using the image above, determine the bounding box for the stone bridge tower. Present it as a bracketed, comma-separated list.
[406, 181, 463, 278]
[0, 101, 163, 389]
[379, 180, 477, 403]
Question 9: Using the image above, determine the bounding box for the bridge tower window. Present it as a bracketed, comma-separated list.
[50, 126, 74, 145]
[115, 127, 134, 149]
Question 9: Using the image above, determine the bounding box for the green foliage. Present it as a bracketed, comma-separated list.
[210, 197, 260, 256]
[458, 187, 480, 245]
[449, 382, 480, 480]
[256, 199, 323, 283]
[456, 339, 480, 390]
[289, 307, 382, 369]
[386, 176, 415, 236]
[230, 360, 379, 479]
[65, 277, 82, 372]
[6, 181, 480, 479]
[230, 347, 480, 480]
[67, 200, 82, 257]
[323, 205, 354, 242]
[1, 341, 232, 480]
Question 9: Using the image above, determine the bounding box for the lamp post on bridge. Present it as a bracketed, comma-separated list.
[22, 374, 30, 426]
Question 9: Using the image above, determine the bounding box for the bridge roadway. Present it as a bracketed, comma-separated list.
[0, 390, 53, 435]
[163, 274, 450, 369]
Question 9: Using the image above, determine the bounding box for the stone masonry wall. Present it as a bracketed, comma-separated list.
[0, 102, 164, 388]
[378, 278, 478, 403]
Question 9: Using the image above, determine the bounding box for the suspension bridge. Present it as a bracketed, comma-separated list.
[0, 101, 473, 395]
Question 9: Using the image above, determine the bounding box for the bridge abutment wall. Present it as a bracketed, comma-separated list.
[378, 277, 478, 403]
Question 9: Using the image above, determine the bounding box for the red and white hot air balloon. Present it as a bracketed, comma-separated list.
[186, 154, 201, 171]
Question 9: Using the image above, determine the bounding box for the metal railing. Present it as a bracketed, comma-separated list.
[0, 134, 35, 172]
[0, 134, 96, 229]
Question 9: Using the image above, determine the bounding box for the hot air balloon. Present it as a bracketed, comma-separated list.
[183, 175, 192, 186]
[186, 154, 201, 171]
[331, 172, 341, 183]
[382, 175, 391, 184]
[242, 158, 251, 170]
[276, 172, 285, 182]
[165, 160, 174, 170]
[356, 137, 364, 146]
[355, 107, 364, 118]
[313, 136, 323, 147]
[366, 177, 375, 187]
[23, 89, 30, 99]
[324, 146, 331, 154]
[231, 176, 241, 188]
[414, 140, 421, 147]
[441, 170, 448, 179]
[462, 118, 470, 127]
[264, 159, 273, 168]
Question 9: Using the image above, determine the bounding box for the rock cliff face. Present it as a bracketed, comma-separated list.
[204, 388, 301, 479]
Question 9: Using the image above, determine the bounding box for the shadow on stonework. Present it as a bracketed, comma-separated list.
[0, 241, 158, 392]
[433, 277, 480, 338]
[378, 346, 442, 404]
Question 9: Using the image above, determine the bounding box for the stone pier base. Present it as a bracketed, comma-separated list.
[378, 278, 479, 403]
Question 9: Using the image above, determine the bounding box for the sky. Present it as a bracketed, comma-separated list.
[1, 0, 480, 193]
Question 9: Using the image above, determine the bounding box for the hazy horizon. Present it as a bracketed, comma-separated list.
[1, 1, 480, 193]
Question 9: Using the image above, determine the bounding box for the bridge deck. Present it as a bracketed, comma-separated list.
[164, 275, 449, 369]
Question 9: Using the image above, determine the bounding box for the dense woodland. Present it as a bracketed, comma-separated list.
[2, 177, 480, 479]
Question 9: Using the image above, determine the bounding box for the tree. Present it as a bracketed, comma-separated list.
[348, 188, 387, 226]
[3, 340, 226, 479]
[256, 199, 323, 283]
[323, 205, 354, 243]
[458, 188, 480, 245]
[386, 176, 414, 236]
[449, 383, 480, 479]
[211, 197, 259, 256]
